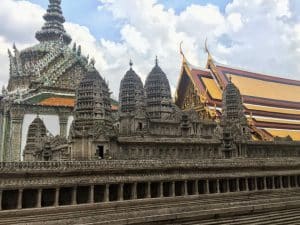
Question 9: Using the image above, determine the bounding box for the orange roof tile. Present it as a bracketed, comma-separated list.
[39, 97, 75, 107]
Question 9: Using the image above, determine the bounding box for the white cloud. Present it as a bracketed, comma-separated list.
[0, 0, 300, 97]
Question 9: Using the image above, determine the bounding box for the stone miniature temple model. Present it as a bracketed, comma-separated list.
[0, 1, 300, 224]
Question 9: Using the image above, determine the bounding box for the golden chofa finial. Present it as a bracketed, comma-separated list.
[179, 41, 188, 65]
[205, 38, 213, 62]
[180, 41, 184, 56]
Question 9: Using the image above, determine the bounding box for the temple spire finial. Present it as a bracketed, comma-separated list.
[129, 59, 133, 69]
[155, 55, 158, 66]
[35, 0, 71, 44]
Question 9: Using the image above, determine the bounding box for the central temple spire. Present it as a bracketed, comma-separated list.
[35, 0, 71, 44]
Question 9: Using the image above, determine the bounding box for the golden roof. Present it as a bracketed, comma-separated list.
[264, 128, 300, 141]
[176, 52, 300, 141]
[228, 74, 300, 102]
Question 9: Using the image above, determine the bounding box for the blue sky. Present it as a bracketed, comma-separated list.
[27, 0, 231, 41]
[2, 0, 300, 95]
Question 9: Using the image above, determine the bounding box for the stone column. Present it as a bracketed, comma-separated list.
[226, 179, 230, 192]
[17, 189, 23, 209]
[272, 176, 275, 189]
[236, 178, 240, 192]
[184, 180, 188, 196]
[254, 177, 257, 191]
[118, 184, 124, 201]
[54, 188, 59, 206]
[146, 182, 151, 198]
[295, 176, 299, 188]
[263, 177, 267, 190]
[287, 176, 291, 188]
[205, 180, 209, 194]
[171, 181, 175, 197]
[216, 179, 220, 194]
[280, 176, 283, 188]
[72, 187, 77, 205]
[104, 184, 109, 202]
[36, 189, 42, 208]
[194, 180, 199, 195]
[159, 182, 163, 198]
[131, 183, 137, 199]
[59, 114, 69, 138]
[245, 178, 249, 191]
[0, 190, 2, 210]
[89, 185, 94, 203]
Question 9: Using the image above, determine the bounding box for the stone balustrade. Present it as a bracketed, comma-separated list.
[0, 158, 300, 172]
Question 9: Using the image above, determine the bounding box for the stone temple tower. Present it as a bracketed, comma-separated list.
[119, 61, 146, 135]
[144, 57, 173, 120]
[70, 62, 114, 160]
[220, 77, 250, 158]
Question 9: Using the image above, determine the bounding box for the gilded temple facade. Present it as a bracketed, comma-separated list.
[175, 49, 300, 141]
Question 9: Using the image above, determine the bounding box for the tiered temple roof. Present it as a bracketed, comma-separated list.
[145, 57, 173, 119]
[119, 61, 144, 114]
[176, 51, 300, 141]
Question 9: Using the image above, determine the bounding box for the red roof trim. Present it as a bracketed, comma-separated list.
[216, 65, 300, 86]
